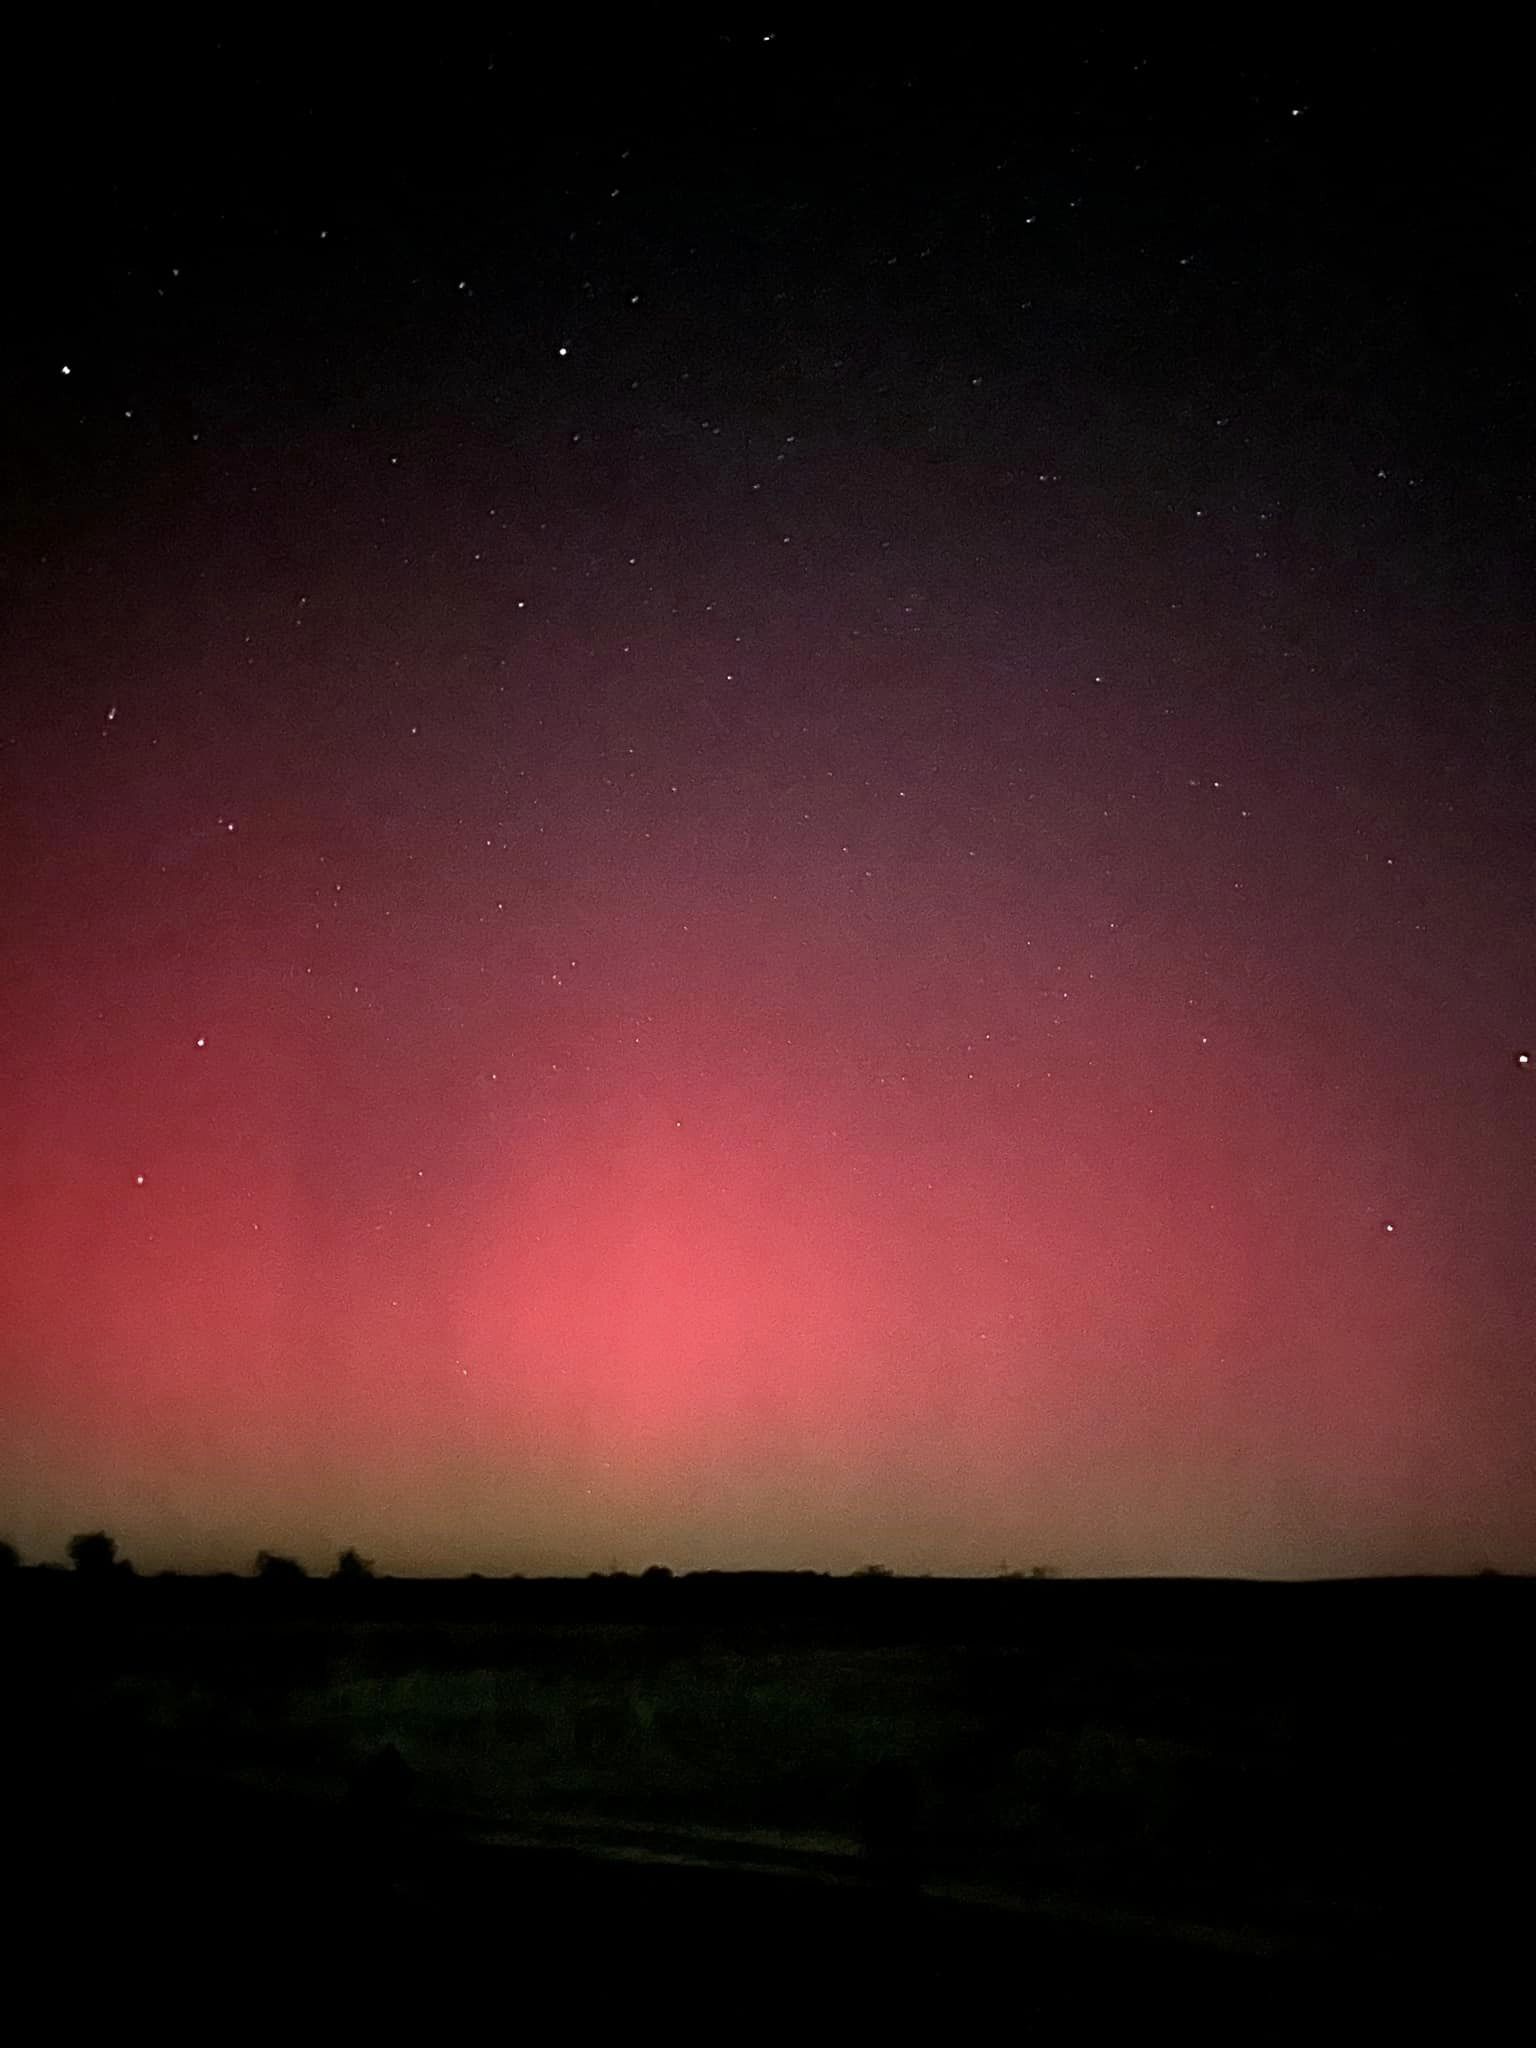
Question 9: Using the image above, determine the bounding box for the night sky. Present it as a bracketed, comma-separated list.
[3, 29, 1533, 1577]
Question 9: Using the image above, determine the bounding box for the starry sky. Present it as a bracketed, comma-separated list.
[2, 28, 1533, 1577]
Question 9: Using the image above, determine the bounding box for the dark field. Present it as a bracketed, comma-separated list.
[3, 1572, 1527, 2025]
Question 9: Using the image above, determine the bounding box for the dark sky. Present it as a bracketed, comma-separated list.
[2, 28, 1533, 1576]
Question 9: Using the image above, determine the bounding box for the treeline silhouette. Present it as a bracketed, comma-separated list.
[0, 1529, 1522, 1634]
[4, 1532, 381, 1584]
[2, 1532, 1081, 1624]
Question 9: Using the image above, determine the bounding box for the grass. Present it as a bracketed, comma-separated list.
[9, 1574, 1527, 1962]
[69, 1619, 1313, 1928]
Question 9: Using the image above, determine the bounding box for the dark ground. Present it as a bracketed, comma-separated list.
[2, 1572, 1527, 2028]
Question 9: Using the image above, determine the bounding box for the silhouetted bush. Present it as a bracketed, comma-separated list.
[347, 1743, 415, 1831]
[67, 1531, 120, 1576]
[333, 1547, 375, 1583]
[856, 1759, 924, 1886]
[0, 1539, 20, 1571]
[255, 1551, 308, 1586]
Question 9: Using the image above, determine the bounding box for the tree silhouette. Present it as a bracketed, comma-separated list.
[254, 1551, 308, 1586]
[0, 1539, 20, 1571]
[350, 1741, 413, 1809]
[856, 1760, 923, 1886]
[67, 1531, 119, 1577]
[333, 1547, 375, 1583]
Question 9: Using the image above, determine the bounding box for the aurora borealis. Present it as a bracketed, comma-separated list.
[2, 28, 1532, 1577]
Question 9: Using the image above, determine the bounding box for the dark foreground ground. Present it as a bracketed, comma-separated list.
[11, 1765, 1308, 2027]
[2, 1572, 1527, 2028]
